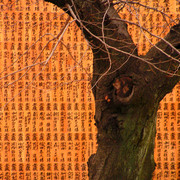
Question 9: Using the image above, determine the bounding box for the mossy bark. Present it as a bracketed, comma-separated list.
[88, 102, 158, 180]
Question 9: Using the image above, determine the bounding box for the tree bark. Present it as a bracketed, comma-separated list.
[45, 0, 180, 179]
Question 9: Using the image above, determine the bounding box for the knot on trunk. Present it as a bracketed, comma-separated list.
[113, 76, 134, 103]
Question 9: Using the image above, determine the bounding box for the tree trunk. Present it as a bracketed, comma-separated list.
[44, 0, 180, 179]
[88, 111, 157, 180]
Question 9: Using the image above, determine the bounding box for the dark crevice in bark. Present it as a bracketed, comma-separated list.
[175, 43, 180, 49]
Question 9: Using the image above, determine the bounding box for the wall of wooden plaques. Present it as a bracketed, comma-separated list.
[0, 0, 179, 179]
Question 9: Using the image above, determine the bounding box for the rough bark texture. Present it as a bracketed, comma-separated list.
[45, 0, 180, 179]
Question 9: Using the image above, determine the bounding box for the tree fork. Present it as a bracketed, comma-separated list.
[44, 0, 180, 179]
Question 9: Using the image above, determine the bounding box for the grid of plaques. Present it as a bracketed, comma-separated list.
[0, 0, 96, 179]
[0, 0, 180, 179]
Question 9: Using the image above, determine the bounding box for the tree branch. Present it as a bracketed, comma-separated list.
[44, 0, 180, 129]
[143, 23, 180, 101]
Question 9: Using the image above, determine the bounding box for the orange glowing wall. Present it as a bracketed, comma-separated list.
[0, 0, 179, 179]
